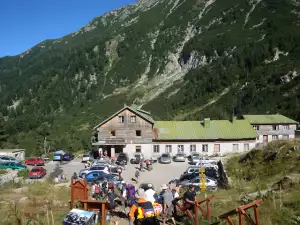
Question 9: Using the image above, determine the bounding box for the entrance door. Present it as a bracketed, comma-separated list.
[214, 144, 220, 153]
[263, 135, 268, 143]
[135, 146, 141, 153]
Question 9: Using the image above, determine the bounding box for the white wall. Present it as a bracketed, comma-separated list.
[149, 142, 256, 157]
[257, 134, 295, 143]
[123, 144, 153, 158]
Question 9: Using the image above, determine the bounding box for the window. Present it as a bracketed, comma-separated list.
[253, 125, 259, 130]
[202, 144, 208, 152]
[136, 130, 141, 137]
[214, 144, 220, 153]
[272, 135, 278, 140]
[110, 130, 115, 136]
[165, 145, 172, 153]
[130, 116, 136, 123]
[233, 144, 239, 151]
[273, 125, 279, 130]
[283, 135, 289, 140]
[153, 145, 160, 153]
[118, 116, 124, 123]
[190, 145, 196, 152]
[283, 125, 289, 130]
[136, 146, 141, 152]
[177, 145, 184, 153]
[244, 143, 249, 151]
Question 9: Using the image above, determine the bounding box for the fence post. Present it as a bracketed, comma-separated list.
[194, 202, 199, 225]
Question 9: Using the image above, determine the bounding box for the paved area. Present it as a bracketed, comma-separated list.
[35, 159, 190, 188]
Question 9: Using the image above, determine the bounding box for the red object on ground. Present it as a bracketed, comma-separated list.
[29, 166, 47, 179]
[24, 157, 45, 166]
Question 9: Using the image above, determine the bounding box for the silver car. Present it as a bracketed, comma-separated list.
[173, 153, 186, 162]
[159, 153, 171, 164]
[180, 176, 218, 191]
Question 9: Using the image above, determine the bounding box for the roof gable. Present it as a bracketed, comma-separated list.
[243, 114, 298, 124]
[153, 120, 257, 140]
[93, 105, 154, 130]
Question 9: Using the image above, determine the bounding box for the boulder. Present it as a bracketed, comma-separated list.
[272, 174, 300, 190]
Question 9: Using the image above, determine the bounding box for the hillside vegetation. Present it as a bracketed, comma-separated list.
[215, 140, 300, 225]
[0, 0, 300, 154]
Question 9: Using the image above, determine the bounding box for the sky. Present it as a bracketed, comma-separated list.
[0, 0, 136, 58]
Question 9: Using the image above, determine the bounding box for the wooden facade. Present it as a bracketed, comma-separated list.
[96, 108, 153, 144]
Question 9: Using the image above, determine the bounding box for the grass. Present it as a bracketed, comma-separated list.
[0, 169, 7, 175]
[0, 181, 70, 225]
[183, 140, 300, 225]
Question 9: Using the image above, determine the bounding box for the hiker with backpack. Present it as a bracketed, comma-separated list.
[125, 184, 136, 208]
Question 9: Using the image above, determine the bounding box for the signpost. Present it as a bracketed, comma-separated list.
[199, 168, 207, 197]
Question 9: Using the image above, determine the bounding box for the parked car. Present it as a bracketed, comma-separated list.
[24, 157, 45, 166]
[191, 157, 218, 165]
[159, 153, 172, 164]
[195, 162, 219, 170]
[180, 176, 218, 191]
[0, 155, 21, 164]
[79, 166, 109, 178]
[187, 152, 201, 161]
[179, 167, 219, 181]
[173, 153, 186, 162]
[86, 172, 120, 184]
[130, 153, 144, 164]
[116, 153, 129, 165]
[85, 171, 107, 183]
[0, 162, 27, 170]
[29, 166, 47, 179]
[63, 153, 75, 161]
[53, 153, 63, 161]
[82, 153, 91, 163]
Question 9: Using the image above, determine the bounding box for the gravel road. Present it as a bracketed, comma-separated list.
[39, 159, 190, 188]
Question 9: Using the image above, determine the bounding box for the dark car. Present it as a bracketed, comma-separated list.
[63, 153, 74, 161]
[116, 153, 129, 165]
[179, 168, 219, 181]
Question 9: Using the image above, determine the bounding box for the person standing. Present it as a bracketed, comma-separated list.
[160, 184, 176, 225]
[135, 169, 140, 183]
[145, 184, 156, 204]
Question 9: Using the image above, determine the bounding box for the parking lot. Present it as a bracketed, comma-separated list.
[40, 159, 190, 188]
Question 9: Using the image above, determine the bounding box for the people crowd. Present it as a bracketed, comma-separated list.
[69, 152, 198, 225]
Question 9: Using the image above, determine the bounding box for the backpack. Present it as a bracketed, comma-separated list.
[127, 184, 136, 198]
[95, 185, 100, 194]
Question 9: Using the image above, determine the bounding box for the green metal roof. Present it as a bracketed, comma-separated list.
[243, 114, 298, 124]
[154, 120, 257, 140]
[130, 104, 154, 123]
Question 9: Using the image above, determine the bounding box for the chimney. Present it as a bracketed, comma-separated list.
[204, 118, 210, 128]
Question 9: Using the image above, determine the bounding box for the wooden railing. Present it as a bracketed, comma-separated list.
[216, 199, 264, 225]
[172, 195, 215, 225]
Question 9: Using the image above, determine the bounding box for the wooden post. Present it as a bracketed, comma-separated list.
[101, 202, 106, 225]
[71, 177, 74, 208]
[206, 199, 211, 221]
[239, 212, 244, 225]
[194, 202, 199, 225]
[254, 206, 260, 225]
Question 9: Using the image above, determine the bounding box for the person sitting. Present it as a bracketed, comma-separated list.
[182, 185, 196, 211]
[129, 189, 159, 225]
[144, 184, 156, 204]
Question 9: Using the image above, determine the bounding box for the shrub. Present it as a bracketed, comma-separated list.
[17, 169, 30, 179]
[0, 169, 7, 175]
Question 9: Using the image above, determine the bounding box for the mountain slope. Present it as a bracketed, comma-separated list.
[1, 0, 300, 155]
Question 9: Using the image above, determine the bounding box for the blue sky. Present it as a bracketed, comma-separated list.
[0, 0, 136, 58]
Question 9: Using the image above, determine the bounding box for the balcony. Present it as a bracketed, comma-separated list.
[92, 137, 126, 145]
